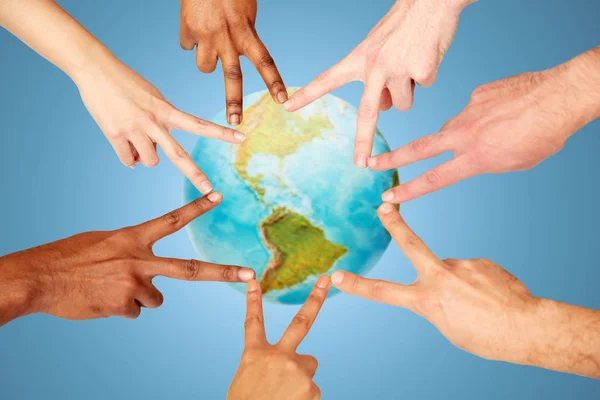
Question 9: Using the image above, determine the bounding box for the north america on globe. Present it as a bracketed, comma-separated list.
[184, 88, 398, 304]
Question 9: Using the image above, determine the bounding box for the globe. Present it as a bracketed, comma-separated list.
[184, 89, 398, 304]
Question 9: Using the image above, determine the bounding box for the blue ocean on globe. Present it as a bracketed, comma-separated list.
[184, 89, 398, 304]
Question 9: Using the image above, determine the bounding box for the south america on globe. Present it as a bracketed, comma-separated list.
[184, 89, 399, 304]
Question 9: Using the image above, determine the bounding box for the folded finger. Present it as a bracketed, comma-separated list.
[129, 133, 159, 168]
[107, 137, 136, 168]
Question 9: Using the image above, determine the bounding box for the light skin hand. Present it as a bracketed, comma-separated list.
[0, 193, 256, 327]
[180, 0, 287, 126]
[332, 204, 600, 379]
[0, 0, 245, 194]
[227, 277, 331, 400]
[371, 46, 600, 203]
[284, 0, 475, 167]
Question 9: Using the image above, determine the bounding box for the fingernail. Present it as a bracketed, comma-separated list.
[200, 181, 213, 195]
[381, 191, 394, 202]
[355, 153, 368, 168]
[233, 131, 246, 142]
[331, 271, 344, 285]
[283, 98, 294, 111]
[316, 275, 331, 289]
[230, 114, 240, 126]
[379, 203, 395, 214]
[277, 91, 288, 104]
[367, 157, 377, 168]
[207, 191, 221, 203]
[238, 268, 255, 282]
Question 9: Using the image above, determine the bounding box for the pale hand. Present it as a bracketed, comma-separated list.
[371, 49, 600, 203]
[332, 204, 541, 363]
[227, 277, 331, 400]
[74, 59, 246, 195]
[285, 0, 474, 167]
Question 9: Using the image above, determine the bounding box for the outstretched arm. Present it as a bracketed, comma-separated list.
[0, 0, 245, 193]
[332, 205, 600, 379]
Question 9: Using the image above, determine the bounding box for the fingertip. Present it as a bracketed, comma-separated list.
[200, 181, 213, 195]
[316, 275, 331, 289]
[378, 203, 395, 215]
[381, 191, 394, 202]
[283, 97, 295, 111]
[247, 280, 261, 293]
[207, 191, 222, 203]
[233, 131, 246, 142]
[367, 157, 377, 168]
[229, 114, 241, 126]
[276, 90, 288, 104]
[238, 268, 256, 282]
[354, 153, 368, 168]
[331, 271, 344, 286]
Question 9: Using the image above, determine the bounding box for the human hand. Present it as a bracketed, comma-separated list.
[0, 193, 255, 324]
[331, 204, 541, 363]
[284, 0, 474, 167]
[180, 0, 287, 126]
[73, 56, 245, 194]
[371, 48, 600, 203]
[227, 277, 331, 400]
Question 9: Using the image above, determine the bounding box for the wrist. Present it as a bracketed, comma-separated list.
[0, 255, 41, 326]
[66, 42, 119, 85]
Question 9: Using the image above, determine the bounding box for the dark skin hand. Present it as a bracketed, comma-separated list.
[0, 192, 255, 326]
[180, 0, 287, 126]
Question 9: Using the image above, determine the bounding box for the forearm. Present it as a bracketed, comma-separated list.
[0, 0, 116, 80]
[554, 46, 600, 131]
[520, 299, 600, 379]
[0, 255, 38, 327]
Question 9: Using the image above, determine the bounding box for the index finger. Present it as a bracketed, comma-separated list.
[277, 276, 331, 351]
[244, 280, 267, 348]
[283, 57, 356, 112]
[164, 107, 246, 144]
[377, 203, 441, 273]
[244, 35, 287, 104]
[134, 193, 222, 244]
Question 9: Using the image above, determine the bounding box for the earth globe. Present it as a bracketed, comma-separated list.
[184, 88, 398, 304]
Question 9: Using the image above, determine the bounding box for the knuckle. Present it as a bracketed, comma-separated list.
[224, 65, 243, 81]
[221, 266, 236, 282]
[257, 53, 275, 69]
[425, 169, 443, 187]
[371, 280, 386, 299]
[184, 259, 202, 280]
[291, 313, 312, 330]
[226, 99, 243, 108]
[409, 137, 429, 155]
[404, 234, 425, 250]
[358, 103, 378, 120]
[173, 147, 189, 160]
[162, 210, 181, 226]
[244, 313, 263, 328]
[193, 197, 208, 213]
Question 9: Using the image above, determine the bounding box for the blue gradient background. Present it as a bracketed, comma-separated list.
[0, 0, 599, 398]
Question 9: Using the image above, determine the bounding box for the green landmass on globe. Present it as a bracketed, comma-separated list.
[185, 88, 398, 304]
